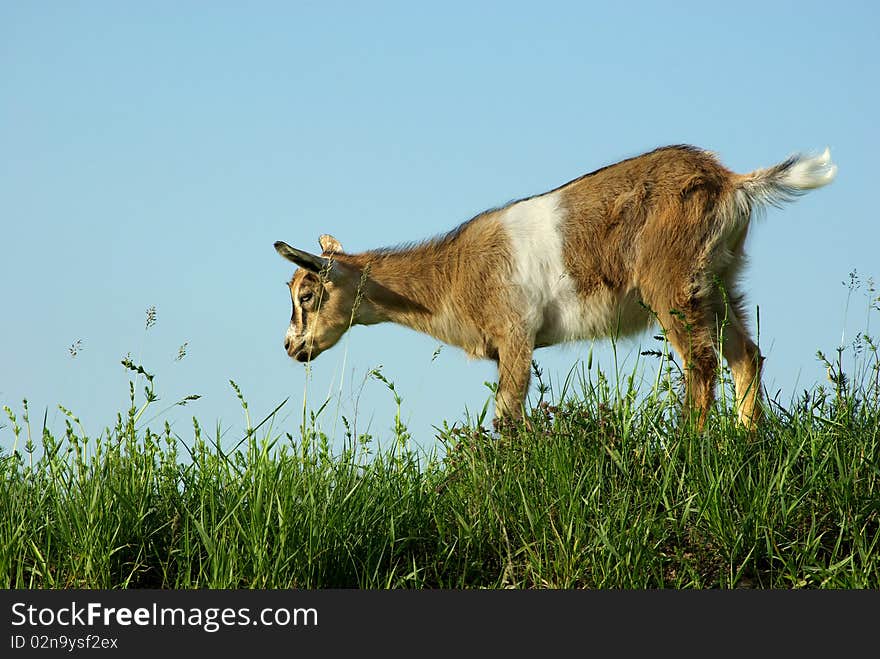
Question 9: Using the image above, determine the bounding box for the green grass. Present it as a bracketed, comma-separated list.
[2, 284, 880, 588]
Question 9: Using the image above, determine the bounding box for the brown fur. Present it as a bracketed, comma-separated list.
[276, 144, 835, 430]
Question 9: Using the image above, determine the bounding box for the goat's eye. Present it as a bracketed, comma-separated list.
[299, 292, 313, 305]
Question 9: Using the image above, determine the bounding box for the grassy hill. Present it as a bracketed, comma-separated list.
[3, 336, 878, 588]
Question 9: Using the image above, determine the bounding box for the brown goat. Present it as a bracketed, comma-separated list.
[275, 145, 836, 429]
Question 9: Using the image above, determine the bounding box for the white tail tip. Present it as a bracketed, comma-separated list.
[784, 147, 838, 190]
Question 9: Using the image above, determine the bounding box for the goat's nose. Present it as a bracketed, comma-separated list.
[283, 338, 290, 351]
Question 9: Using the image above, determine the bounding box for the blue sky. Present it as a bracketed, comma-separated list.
[2, 1, 878, 454]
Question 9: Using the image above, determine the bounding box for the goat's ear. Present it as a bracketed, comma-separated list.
[319, 234, 343, 255]
[274, 241, 331, 274]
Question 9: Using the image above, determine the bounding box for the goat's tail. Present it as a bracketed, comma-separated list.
[735, 148, 838, 210]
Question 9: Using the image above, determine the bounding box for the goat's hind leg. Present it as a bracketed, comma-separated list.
[670, 330, 718, 431]
[655, 299, 719, 431]
[718, 302, 764, 430]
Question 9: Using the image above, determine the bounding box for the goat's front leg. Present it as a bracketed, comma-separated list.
[494, 335, 533, 423]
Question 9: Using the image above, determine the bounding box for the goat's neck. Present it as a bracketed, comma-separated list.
[339, 248, 447, 332]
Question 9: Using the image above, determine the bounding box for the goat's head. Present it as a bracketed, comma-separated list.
[274, 234, 357, 363]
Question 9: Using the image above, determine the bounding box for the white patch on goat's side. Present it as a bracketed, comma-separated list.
[500, 192, 571, 339]
[498, 192, 586, 344]
[500, 191, 650, 346]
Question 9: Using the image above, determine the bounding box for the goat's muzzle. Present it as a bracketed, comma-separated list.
[284, 338, 311, 362]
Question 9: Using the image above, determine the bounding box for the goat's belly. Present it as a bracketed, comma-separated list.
[535, 287, 651, 347]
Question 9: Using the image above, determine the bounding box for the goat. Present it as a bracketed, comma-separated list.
[274, 145, 836, 430]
